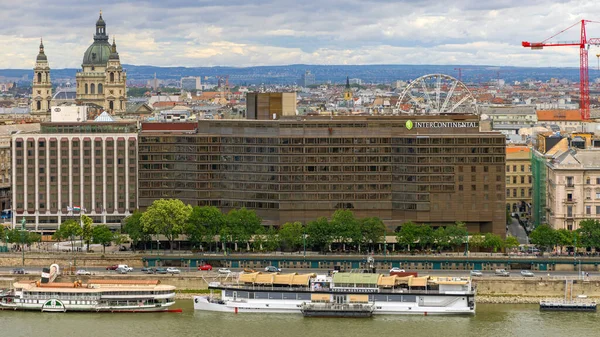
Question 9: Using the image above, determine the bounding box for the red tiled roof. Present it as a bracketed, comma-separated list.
[536, 109, 582, 121]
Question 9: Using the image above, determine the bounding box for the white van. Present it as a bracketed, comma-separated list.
[117, 265, 133, 272]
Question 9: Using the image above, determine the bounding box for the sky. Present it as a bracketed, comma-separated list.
[0, 0, 599, 69]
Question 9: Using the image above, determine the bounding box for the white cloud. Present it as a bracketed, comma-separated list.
[1, 0, 600, 68]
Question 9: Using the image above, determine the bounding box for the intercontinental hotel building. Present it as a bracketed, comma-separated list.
[138, 114, 506, 236]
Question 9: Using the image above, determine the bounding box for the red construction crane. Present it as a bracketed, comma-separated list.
[522, 19, 600, 120]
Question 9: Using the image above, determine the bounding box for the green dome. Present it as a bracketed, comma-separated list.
[82, 40, 111, 66]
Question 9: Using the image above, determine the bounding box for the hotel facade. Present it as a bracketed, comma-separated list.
[138, 115, 507, 235]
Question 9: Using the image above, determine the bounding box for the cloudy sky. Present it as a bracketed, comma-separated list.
[0, 0, 598, 69]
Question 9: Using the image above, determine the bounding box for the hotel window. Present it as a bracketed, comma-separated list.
[596, 206, 600, 214]
[506, 189, 510, 197]
[513, 165, 517, 172]
[513, 189, 517, 197]
[521, 176, 525, 184]
[513, 177, 517, 184]
[567, 177, 574, 187]
[520, 189, 525, 197]
[596, 193, 600, 199]
[587, 177, 591, 185]
[567, 206, 573, 217]
[520, 165, 525, 172]
[506, 165, 510, 172]
[586, 206, 591, 215]
[597, 178, 600, 184]
[529, 176, 532, 184]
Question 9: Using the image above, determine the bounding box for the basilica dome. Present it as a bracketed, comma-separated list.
[82, 12, 111, 67]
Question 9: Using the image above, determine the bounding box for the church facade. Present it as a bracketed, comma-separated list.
[32, 12, 127, 117]
[75, 12, 127, 114]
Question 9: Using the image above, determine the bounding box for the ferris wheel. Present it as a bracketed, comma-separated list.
[396, 74, 478, 115]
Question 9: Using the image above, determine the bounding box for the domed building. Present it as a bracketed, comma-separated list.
[75, 11, 127, 114]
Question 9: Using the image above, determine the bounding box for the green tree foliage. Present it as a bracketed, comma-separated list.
[140, 199, 192, 253]
[92, 225, 114, 254]
[529, 224, 558, 253]
[446, 222, 468, 252]
[432, 227, 449, 251]
[223, 208, 262, 251]
[468, 234, 484, 250]
[396, 221, 419, 252]
[330, 209, 360, 250]
[53, 220, 83, 251]
[81, 215, 93, 252]
[417, 225, 434, 250]
[123, 211, 150, 252]
[360, 217, 386, 251]
[577, 219, 600, 249]
[185, 206, 224, 250]
[483, 233, 504, 252]
[504, 236, 520, 251]
[263, 226, 280, 252]
[306, 217, 333, 252]
[556, 228, 574, 252]
[279, 222, 304, 251]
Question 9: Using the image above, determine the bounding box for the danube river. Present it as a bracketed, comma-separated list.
[1, 301, 597, 337]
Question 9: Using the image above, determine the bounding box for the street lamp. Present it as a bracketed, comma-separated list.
[464, 232, 469, 257]
[20, 217, 26, 267]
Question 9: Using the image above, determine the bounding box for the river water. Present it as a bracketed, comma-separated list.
[1, 301, 597, 337]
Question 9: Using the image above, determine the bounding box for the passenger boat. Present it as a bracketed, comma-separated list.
[0, 266, 178, 313]
[194, 272, 476, 315]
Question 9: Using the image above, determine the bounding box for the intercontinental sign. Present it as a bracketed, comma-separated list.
[405, 120, 478, 130]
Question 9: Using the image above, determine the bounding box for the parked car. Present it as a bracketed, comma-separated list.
[141, 267, 150, 272]
[115, 268, 128, 274]
[144, 268, 156, 274]
[520, 270, 535, 277]
[389, 267, 405, 273]
[154, 267, 168, 274]
[11, 268, 27, 274]
[106, 265, 118, 270]
[198, 264, 213, 271]
[495, 269, 510, 277]
[243, 268, 256, 273]
[75, 269, 91, 276]
[264, 266, 281, 273]
[470, 270, 483, 277]
[218, 268, 232, 274]
[166, 267, 181, 274]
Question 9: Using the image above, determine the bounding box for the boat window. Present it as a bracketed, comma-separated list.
[268, 292, 283, 300]
[224, 290, 233, 297]
[255, 292, 268, 299]
[238, 291, 249, 299]
[297, 293, 310, 300]
[402, 295, 416, 302]
[283, 293, 297, 300]
[374, 295, 388, 302]
[388, 295, 402, 302]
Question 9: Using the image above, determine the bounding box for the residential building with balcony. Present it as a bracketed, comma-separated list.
[546, 148, 600, 230]
[506, 145, 532, 215]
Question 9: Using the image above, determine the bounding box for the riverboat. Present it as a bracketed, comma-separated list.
[0, 271, 178, 313]
[194, 272, 475, 315]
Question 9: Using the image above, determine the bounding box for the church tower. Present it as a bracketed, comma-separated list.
[343, 76, 353, 107]
[31, 39, 52, 116]
[104, 38, 127, 113]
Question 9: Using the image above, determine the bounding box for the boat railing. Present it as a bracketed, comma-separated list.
[25, 295, 99, 301]
[214, 284, 475, 295]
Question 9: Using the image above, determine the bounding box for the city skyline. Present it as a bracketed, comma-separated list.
[0, 1, 599, 69]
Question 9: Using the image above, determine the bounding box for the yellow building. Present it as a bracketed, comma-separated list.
[75, 12, 127, 114]
[506, 145, 532, 214]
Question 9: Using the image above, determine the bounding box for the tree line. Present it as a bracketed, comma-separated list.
[529, 219, 600, 254]
[122, 199, 521, 254]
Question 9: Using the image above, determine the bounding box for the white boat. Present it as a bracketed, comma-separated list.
[194, 272, 476, 315]
[0, 266, 178, 313]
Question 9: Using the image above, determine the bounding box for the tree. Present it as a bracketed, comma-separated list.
[396, 221, 419, 252]
[140, 199, 192, 253]
[53, 220, 83, 252]
[469, 234, 484, 251]
[360, 217, 386, 252]
[92, 225, 114, 254]
[577, 219, 600, 250]
[432, 227, 449, 251]
[330, 209, 360, 251]
[483, 233, 504, 252]
[224, 208, 262, 251]
[306, 217, 333, 252]
[504, 236, 520, 252]
[81, 214, 93, 252]
[123, 211, 150, 252]
[279, 222, 304, 251]
[186, 206, 225, 250]
[446, 222, 468, 252]
[529, 224, 558, 254]
[556, 228, 573, 254]
[263, 226, 280, 252]
[417, 225, 434, 250]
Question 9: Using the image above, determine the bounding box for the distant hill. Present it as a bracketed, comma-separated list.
[0, 64, 586, 85]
